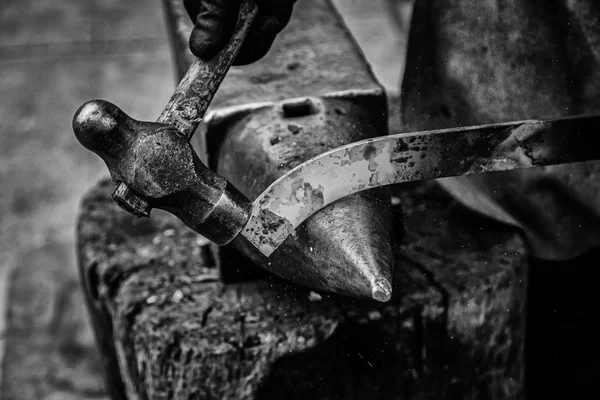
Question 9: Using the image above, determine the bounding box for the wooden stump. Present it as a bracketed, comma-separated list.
[77, 177, 527, 400]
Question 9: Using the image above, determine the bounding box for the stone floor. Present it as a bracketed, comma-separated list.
[0, 1, 411, 398]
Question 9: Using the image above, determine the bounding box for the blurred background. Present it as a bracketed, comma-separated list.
[0, 0, 411, 398]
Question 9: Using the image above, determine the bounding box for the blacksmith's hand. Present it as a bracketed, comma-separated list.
[184, 0, 296, 65]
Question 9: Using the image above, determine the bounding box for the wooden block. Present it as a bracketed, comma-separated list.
[77, 178, 527, 399]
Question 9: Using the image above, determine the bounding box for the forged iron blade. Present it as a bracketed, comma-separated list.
[242, 114, 600, 256]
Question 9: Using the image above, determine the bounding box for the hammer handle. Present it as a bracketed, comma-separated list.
[158, 0, 259, 140]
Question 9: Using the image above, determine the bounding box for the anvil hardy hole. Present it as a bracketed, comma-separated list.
[282, 98, 317, 118]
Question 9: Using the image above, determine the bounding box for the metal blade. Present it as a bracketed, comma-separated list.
[241, 114, 600, 256]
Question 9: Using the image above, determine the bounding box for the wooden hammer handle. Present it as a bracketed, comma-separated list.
[158, 0, 259, 140]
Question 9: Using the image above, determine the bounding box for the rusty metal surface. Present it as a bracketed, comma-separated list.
[244, 113, 600, 255]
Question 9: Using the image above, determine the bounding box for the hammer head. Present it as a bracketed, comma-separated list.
[73, 99, 252, 245]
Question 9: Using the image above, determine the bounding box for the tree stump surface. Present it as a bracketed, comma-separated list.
[77, 176, 527, 400]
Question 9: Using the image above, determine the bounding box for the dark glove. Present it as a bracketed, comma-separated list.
[184, 0, 296, 65]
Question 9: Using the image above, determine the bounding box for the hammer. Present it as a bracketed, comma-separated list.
[73, 0, 258, 246]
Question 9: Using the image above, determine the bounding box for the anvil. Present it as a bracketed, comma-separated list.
[73, 0, 600, 301]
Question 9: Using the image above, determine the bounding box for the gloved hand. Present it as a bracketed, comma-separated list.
[184, 0, 296, 65]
